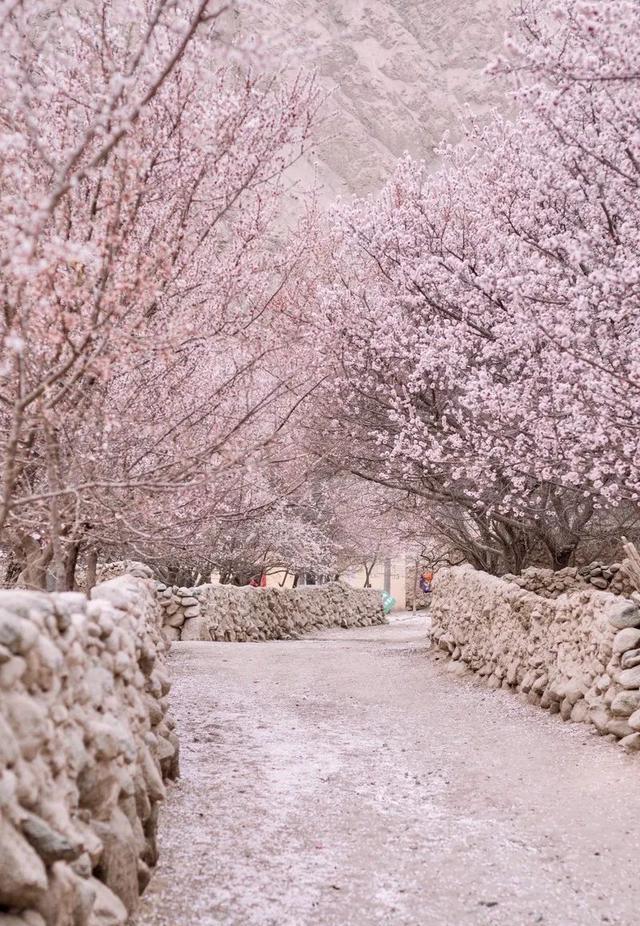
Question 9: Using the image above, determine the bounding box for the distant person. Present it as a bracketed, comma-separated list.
[419, 570, 433, 594]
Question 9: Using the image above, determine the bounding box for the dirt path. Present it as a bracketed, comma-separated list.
[135, 614, 640, 926]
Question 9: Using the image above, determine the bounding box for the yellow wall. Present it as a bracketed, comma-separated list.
[265, 570, 296, 589]
[339, 556, 406, 610]
[261, 560, 407, 610]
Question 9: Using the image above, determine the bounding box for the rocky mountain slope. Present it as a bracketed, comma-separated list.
[242, 0, 515, 200]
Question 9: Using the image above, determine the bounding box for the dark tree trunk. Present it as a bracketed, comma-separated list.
[550, 547, 574, 570]
[3, 552, 21, 586]
[64, 542, 81, 592]
[363, 560, 375, 588]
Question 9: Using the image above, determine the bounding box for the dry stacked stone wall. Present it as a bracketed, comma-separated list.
[501, 566, 588, 599]
[502, 561, 635, 599]
[158, 581, 385, 641]
[431, 565, 640, 751]
[71, 560, 150, 592]
[578, 561, 635, 596]
[0, 570, 178, 926]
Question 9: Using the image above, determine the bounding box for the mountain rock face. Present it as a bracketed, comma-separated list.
[243, 0, 515, 200]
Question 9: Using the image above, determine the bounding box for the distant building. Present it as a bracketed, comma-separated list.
[339, 556, 406, 610]
[267, 556, 407, 610]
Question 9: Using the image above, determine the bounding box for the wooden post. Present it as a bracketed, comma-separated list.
[621, 537, 640, 593]
[413, 556, 419, 614]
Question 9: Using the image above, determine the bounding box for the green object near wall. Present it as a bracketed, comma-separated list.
[381, 591, 396, 614]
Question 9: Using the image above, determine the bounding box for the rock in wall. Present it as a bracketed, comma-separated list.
[158, 581, 385, 641]
[71, 560, 154, 593]
[0, 574, 178, 925]
[578, 560, 636, 596]
[430, 566, 640, 751]
[501, 565, 588, 599]
[502, 561, 636, 599]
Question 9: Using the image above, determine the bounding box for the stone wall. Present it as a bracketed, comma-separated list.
[158, 581, 385, 641]
[69, 560, 154, 594]
[0, 574, 178, 925]
[502, 561, 635, 599]
[430, 565, 640, 751]
[578, 560, 635, 596]
[501, 565, 588, 599]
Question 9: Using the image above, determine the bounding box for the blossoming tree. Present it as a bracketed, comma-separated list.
[0, 0, 323, 586]
[311, 0, 640, 572]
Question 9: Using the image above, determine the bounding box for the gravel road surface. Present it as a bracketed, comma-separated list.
[135, 613, 640, 926]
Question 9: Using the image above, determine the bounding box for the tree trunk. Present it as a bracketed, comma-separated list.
[85, 549, 98, 593]
[550, 547, 574, 570]
[3, 551, 21, 587]
[17, 539, 54, 590]
[42, 417, 66, 590]
[278, 570, 289, 587]
[64, 542, 81, 592]
[363, 559, 376, 588]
